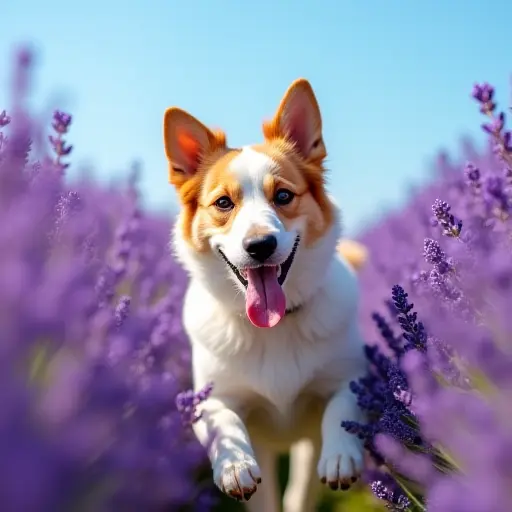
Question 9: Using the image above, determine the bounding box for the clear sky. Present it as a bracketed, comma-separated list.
[2, 0, 511, 234]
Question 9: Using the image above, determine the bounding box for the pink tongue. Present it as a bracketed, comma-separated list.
[245, 266, 286, 328]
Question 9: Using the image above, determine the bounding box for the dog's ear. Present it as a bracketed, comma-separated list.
[263, 78, 326, 163]
[163, 107, 226, 188]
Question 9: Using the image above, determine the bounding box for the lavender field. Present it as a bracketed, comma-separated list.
[2, 47, 512, 512]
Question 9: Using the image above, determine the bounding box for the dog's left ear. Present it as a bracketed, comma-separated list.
[263, 78, 326, 163]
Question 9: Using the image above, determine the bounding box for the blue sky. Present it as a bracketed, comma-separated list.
[2, 0, 511, 234]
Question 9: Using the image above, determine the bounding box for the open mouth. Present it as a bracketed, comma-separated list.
[217, 235, 300, 289]
[217, 235, 300, 329]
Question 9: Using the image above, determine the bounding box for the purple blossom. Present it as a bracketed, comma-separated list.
[52, 110, 72, 134]
[482, 111, 505, 135]
[431, 199, 463, 237]
[176, 383, 214, 425]
[369, 473, 411, 511]
[391, 285, 427, 352]
[483, 174, 510, 215]
[114, 295, 131, 327]
[473, 82, 512, 167]
[464, 162, 480, 186]
[471, 82, 496, 113]
[48, 110, 73, 170]
[423, 238, 452, 274]
[0, 110, 10, 127]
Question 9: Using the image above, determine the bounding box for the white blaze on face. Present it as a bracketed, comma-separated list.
[229, 146, 280, 240]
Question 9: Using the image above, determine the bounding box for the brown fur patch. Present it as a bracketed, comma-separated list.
[181, 149, 245, 251]
[173, 147, 231, 247]
[337, 239, 368, 272]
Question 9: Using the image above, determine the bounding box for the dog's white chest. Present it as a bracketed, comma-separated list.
[236, 339, 319, 410]
[209, 320, 341, 409]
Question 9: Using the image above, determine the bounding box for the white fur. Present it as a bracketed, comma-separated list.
[172, 147, 367, 511]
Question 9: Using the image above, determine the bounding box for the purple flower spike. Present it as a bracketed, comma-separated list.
[0, 110, 10, 127]
[472, 82, 496, 113]
[482, 112, 505, 135]
[48, 135, 73, 157]
[472, 82, 494, 102]
[48, 110, 73, 169]
[370, 477, 411, 511]
[52, 111, 72, 134]
[432, 199, 463, 237]
[175, 382, 214, 425]
[484, 175, 510, 215]
[423, 238, 453, 275]
[472, 83, 512, 167]
[464, 162, 481, 187]
[503, 131, 512, 152]
[114, 295, 131, 328]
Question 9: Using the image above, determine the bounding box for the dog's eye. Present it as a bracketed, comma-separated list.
[214, 196, 234, 211]
[274, 188, 295, 206]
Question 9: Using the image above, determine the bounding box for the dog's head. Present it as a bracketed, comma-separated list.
[164, 79, 338, 328]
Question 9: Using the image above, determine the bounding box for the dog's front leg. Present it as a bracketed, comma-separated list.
[193, 397, 261, 502]
[317, 380, 365, 491]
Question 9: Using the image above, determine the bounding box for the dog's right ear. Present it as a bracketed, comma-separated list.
[163, 107, 226, 189]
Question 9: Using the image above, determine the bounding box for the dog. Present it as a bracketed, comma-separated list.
[164, 79, 368, 512]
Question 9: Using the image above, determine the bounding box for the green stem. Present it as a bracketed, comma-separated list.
[393, 474, 427, 511]
[436, 446, 461, 472]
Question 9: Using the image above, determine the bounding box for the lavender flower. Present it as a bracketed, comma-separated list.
[176, 383, 214, 426]
[48, 110, 73, 171]
[114, 295, 131, 327]
[431, 199, 463, 237]
[0, 110, 10, 127]
[471, 82, 496, 114]
[370, 476, 411, 511]
[484, 174, 510, 217]
[391, 285, 427, 352]
[473, 82, 512, 167]
[423, 238, 452, 274]
[464, 162, 480, 187]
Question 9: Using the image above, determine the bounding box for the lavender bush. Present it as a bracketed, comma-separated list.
[0, 49, 216, 511]
[345, 81, 512, 511]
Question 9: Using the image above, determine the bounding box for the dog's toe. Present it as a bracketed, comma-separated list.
[317, 440, 363, 492]
[213, 454, 261, 502]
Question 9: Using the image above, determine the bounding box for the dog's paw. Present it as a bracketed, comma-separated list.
[317, 437, 364, 491]
[213, 452, 261, 501]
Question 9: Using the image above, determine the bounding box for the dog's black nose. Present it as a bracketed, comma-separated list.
[243, 234, 278, 262]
